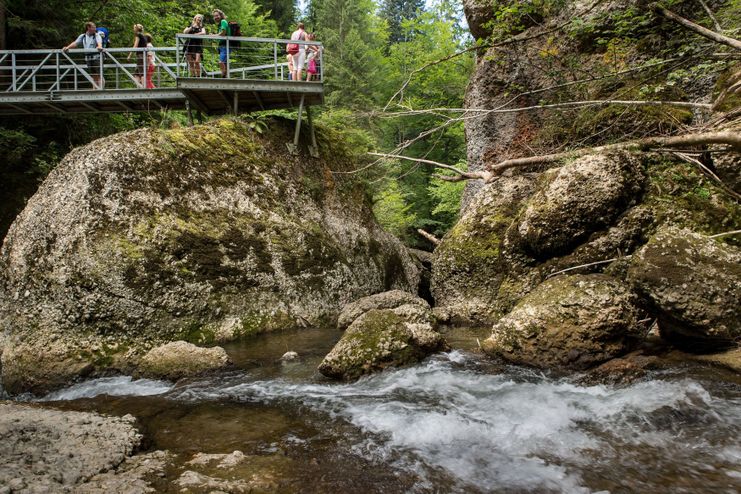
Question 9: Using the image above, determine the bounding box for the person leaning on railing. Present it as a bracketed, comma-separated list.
[62, 22, 104, 90]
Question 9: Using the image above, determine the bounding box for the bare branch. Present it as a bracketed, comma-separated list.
[384, 0, 609, 110]
[417, 229, 441, 246]
[381, 99, 713, 119]
[697, 0, 723, 32]
[652, 3, 741, 51]
[545, 257, 624, 279]
[710, 230, 741, 238]
[671, 152, 741, 201]
[368, 152, 493, 182]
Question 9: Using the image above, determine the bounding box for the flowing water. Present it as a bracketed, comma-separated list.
[37, 327, 741, 493]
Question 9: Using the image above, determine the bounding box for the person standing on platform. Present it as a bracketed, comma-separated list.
[127, 24, 147, 88]
[213, 9, 231, 78]
[145, 34, 156, 89]
[183, 14, 206, 77]
[288, 22, 307, 82]
[62, 22, 104, 89]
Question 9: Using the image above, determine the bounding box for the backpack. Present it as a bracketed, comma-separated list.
[228, 21, 242, 48]
[96, 27, 110, 48]
[286, 43, 299, 55]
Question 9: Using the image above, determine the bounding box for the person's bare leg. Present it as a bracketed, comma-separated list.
[195, 54, 202, 77]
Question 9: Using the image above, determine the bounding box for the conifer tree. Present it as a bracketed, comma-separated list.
[379, 0, 424, 44]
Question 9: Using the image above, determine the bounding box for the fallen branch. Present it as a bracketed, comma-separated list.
[381, 99, 714, 118]
[652, 4, 741, 51]
[697, 0, 723, 32]
[545, 257, 626, 279]
[417, 229, 441, 246]
[710, 229, 741, 238]
[368, 152, 494, 181]
[671, 152, 741, 201]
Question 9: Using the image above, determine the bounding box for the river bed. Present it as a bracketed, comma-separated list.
[35, 326, 741, 493]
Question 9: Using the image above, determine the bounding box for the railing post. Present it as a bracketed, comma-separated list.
[273, 41, 278, 80]
[143, 47, 147, 89]
[11, 53, 16, 91]
[320, 48, 324, 83]
[56, 51, 60, 92]
[226, 38, 230, 78]
[176, 36, 181, 78]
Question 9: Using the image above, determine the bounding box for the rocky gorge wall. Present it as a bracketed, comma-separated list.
[0, 118, 420, 394]
[433, 0, 740, 367]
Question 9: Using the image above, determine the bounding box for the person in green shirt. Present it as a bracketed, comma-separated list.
[212, 9, 231, 78]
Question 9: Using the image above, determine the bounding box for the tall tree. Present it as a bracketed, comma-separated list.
[253, 0, 297, 35]
[379, 0, 424, 44]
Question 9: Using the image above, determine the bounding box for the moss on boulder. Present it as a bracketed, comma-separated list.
[0, 118, 419, 395]
[337, 290, 431, 330]
[318, 309, 448, 380]
[481, 274, 647, 370]
[627, 226, 741, 351]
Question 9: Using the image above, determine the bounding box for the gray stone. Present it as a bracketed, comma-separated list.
[0, 402, 142, 492]
[138, 341, 230, 380]
[319, 309, 448, 380]
[0, 120, 420, 395]
[482, 274, 647, 370]
[627, 227, 741, 351]
[337, 290, 430, 330]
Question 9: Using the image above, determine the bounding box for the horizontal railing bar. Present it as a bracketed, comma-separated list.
[0, 47, 180, 55]
[177, 34, 323, 46]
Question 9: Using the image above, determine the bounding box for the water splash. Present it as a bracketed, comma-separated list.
[168, 351, 741, 493]
[41, 376, 174, 401]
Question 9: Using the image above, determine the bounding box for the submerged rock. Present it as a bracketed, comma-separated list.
[337, 290, 432, 330]
[0, 119, 419, 394]
[319, 309, 448, 380]
[481, 274, 647, 370]
[138, 341, 230, 380]
[0, 402, 142, 492]
[628, 227, 741, 351]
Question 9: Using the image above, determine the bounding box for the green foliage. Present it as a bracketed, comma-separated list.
[484, 0, 567, 40]
[379, 0, 424, 44]
[373, 180, 417, 239]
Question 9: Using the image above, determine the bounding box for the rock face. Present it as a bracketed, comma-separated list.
[462, 0, 494, 40]
[0, 402, 142, 492]
[628, 227, 741, 351]
[319, 309, 448, 380]
[481, 274, 647, 370]
[0, 119, 419, 394]
[336, 290, 430, 330]
[138, 341, 230, 380]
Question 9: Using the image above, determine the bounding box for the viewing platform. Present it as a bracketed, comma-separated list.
[0, 35, 324, 116]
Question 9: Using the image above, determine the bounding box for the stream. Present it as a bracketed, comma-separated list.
[35, 327, 741, 493]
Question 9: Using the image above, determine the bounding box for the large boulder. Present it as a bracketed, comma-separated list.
[0, 403, 142, 492]
[481, 274, 647, 370]
[0, 119, 419, 395]
[627, 227, 741, 351]
[138, 341, 230, 380]
[462, 0, 494, 40]
[318, 309, 448, 380]
[507, 152, 646, 259]
[432, 175, 538, 322]
[336, 290, 430, 330]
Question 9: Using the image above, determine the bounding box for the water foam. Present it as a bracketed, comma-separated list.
[41, 376, 174, 401]
[165, 351, 740, 492]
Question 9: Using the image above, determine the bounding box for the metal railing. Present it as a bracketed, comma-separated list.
[0, 36, 323, 93]
[175, 34, 323, 82]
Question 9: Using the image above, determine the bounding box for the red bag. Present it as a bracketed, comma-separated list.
[287, 43, 299, 55]
[308, 58, 317, 74]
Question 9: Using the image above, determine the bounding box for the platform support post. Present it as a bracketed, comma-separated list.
[287, 94, 305, 155]
[306, 106, 319, 158]
[186, 100, 194, 126]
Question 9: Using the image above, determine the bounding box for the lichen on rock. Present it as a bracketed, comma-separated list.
[137, 341, 230, 380]
[627, 226, 741, 351]
[481, 274, 648, 370]
[336, 290, 430, 330]
[0, 118, 419, 395]
[319, 309, 448, 380]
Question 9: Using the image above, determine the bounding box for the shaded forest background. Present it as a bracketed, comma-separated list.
[0, 0, 472, 246]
